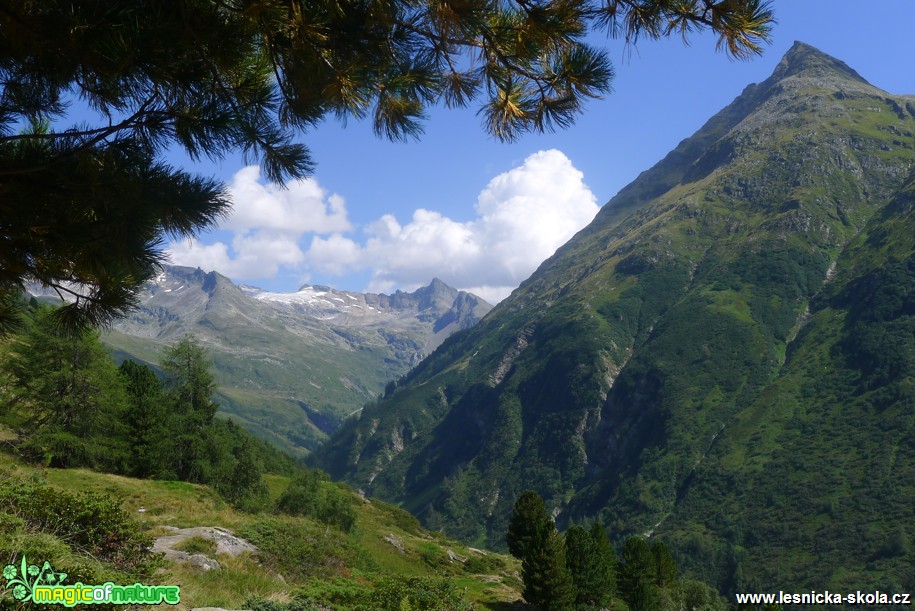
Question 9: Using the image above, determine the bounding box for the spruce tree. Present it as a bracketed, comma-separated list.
[119, 359, 169, 478]
[160, 334, 219, 481]
[652, 540, 678, 588]
[506, 490, 552, 559]
[618, 536, 657, 604]
[522, 526, 575, 610]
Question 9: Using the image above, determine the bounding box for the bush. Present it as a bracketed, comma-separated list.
[0, 476, 158, 577]
[238, 516, 353, 582]
[369, 576, 472, 611]
[463, 553, 504, 575]
[242, 597, 318, 611]
[275, 472, 356, 533]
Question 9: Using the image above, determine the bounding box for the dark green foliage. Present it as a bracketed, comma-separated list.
[369, 576, 472, 611]
[521, 527, 575, 610]
[201, 420, 271, 513]
[677, 579, 728, 611]
[0, 475, 158, 577]
[628, 579, 661, 611]
[276, 469, 323, 517]
[506, 490, 552, 559]
[618, 537, 656, 603]
[652, 540, 678, 587]
[275, 469, 356, 532]
[162, 335, 219, 482]
[156, 334, 273, 509]
[5, 304, 130, 471]
[506, 491, 575, 609]
[563, 523, 617, 608]
[2, 309, 276, 511]
[118, 360, 168, 478]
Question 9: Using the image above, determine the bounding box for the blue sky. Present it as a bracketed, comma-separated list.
[165, 1, 915, 304]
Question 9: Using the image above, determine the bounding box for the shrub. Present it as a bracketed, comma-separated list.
[0, 476, 158, 577]
[369, 576, 472, 611]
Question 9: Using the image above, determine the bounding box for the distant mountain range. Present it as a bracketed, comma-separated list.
[33, 266, 491, 456]
[315, 42, 915, 595]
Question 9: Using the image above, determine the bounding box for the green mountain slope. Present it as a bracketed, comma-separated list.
[84, 267, 491, 457]
[315, 42, 915, 594]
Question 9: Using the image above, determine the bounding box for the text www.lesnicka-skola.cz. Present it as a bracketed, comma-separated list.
[735, 591, 911, 606]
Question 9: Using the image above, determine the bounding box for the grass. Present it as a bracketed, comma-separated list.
[0, 449, 521, 610]
[174, 536, 218, 556]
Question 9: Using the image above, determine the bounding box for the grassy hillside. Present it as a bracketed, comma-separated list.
[0, 433, 521, 610]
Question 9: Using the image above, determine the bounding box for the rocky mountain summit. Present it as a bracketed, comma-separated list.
[94, 266, 491, 455]
[316, 42, 915, 594]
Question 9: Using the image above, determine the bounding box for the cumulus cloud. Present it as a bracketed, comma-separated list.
[167, 150, 599, 303]
[222, 166, 351, 234]
[348, 149, 600, 302]
[167, 167, 350, 279]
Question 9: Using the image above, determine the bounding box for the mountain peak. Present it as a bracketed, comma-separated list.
[772, 41, 869, 84]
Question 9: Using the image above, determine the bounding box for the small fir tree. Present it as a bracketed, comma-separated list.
[618, 536, 657, 604]
[506, 490, 552, 558]
[652, 540, 678, 587]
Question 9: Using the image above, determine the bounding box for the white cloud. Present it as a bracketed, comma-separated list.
[223, 166, 351, 234]
[306, 234, 363, 275]
[166, 167, 350, 280]
[347, 149, 600, 301]
[167, 150, 599, 302]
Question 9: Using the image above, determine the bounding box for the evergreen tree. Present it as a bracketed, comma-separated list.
[561, 522, 618, 608]
[209, 421, 270, 513]
[618, 536, 657, 604]
[507, 491, 574, 609]
[118, 359, 168, 478]
[506, 490, 552, 559]
[0, 1, 774, 331]
[6, 304, 129, 469]
[628, 579, 661, 611]
[652, 540, 678, 588]
[590, 523, 618, 607]
[160, 334, 219, 481]
[522, 527, 575, 610]
[565, 525, 600, 608]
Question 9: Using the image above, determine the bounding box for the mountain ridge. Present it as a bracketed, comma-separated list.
[31, 265, 492, 455]
[316, 42, 915, 594]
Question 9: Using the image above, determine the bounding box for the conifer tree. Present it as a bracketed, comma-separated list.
[506, 490, 552, 559]
[160, 334, 219, 481]
[618, 536, 657, 603]
[5, 304, 129, 469]
[119, 359, 169, 478]
[507, 491, 575, 609]
[628, 579, 661, 611]
[565, 524, 599, 608]
[590, 523, 618, 607]
[522, 526, 576, 610]
[0, 0, 774, 331]
[652, 540, 678, 587]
